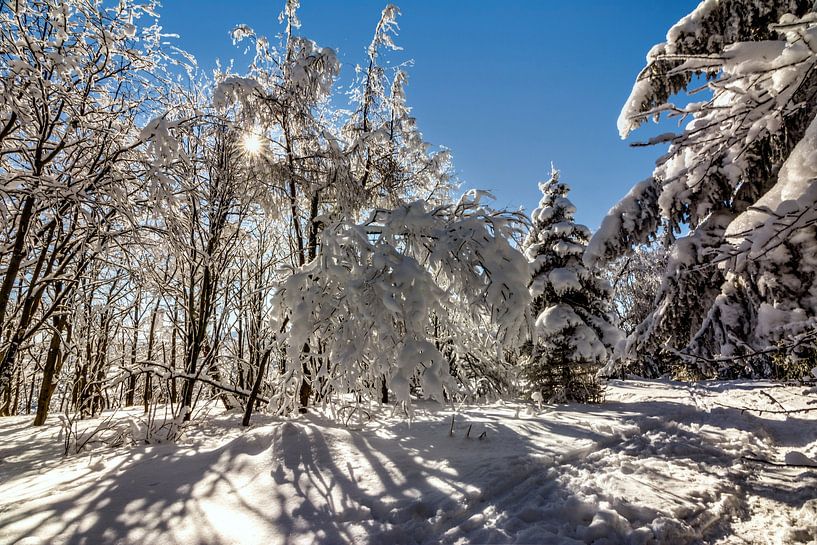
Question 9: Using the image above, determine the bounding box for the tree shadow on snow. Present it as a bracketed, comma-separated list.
[1, 395, 816, 545]
[0, 417, 275, 545]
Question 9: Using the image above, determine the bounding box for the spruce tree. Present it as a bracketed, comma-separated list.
[523, 171, 621, 402]
[586, 0, 817, 377]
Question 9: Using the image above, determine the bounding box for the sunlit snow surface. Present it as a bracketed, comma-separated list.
[1, 380, 816, 544]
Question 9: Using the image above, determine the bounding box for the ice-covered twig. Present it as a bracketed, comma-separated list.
[760, 391, 788, 413]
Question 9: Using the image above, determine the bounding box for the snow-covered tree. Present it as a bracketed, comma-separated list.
[271, 190, 531, 414]
[212, 3, 467, 413]
[602, 244, 669, 377]
[0, 0, 169, 416]
[523, 171, 621, 402]
[342, 5, 451, 214]
[605, 244, 667, 337]
[587, 0, 817, 377]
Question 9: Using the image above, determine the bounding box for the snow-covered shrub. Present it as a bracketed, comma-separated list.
[58, 413, 130, 456]
[270, 190, 531, 413]
[522, 171, 621, 402]
[129, 410, 187, 445]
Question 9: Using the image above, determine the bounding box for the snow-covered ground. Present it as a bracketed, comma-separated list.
[1, 380, 816, 545]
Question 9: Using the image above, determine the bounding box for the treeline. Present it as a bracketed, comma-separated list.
[0, 0, 539, 426]
[3, 0, 817, 431]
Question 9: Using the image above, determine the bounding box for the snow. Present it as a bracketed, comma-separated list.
[665, 0, 716, 45]
[725, 112, 817, 248]
[584, 179, 659, 268]
[212, 76, 263, 110]
[548, 267, 582, 295]
[536, 303, 584, 335]
[755, 303, 808, 341]
[617, 76, 659, 139]
[2, 380, 815, 545]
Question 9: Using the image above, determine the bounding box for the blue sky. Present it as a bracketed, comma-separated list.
[159, 1, 700, 229]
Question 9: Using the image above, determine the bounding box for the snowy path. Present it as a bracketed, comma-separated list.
[1, 380, 816, 545]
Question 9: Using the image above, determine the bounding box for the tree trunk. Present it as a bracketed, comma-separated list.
[298, 357, 312, 414]
[126, 294, 140, 406]
[0, 196, 35, 341]
[89, 313, 110, 417]
[26, 367, 36, 414]
[170, 304, 178, 404]
[243, 349, 270, 427]
[33, 313, 68, 425]
[143, 301, 160, 414]
[10, 363, 21, 416]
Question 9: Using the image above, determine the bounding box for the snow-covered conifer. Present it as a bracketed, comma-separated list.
[523, 171, 621, 402]
[587, 0, 817, 376]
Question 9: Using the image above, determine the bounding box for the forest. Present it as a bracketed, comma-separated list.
[1, 1, 817, 544]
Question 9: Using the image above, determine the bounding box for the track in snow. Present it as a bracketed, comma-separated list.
[1, 380, 816, 545]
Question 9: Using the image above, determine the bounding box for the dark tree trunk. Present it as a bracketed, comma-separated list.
[33, 313, 68, 425]
[126, 293, 140, 407]
[26, 366, 36, 414]
[0, 216, 55, 414]
[243, 349, 270, 427]
[89, 312, 110, 417]
[170, 304, 178, 404]
[143, 301, 160, 414]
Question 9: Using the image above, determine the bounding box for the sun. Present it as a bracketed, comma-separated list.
[241, 131, 263, 155]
